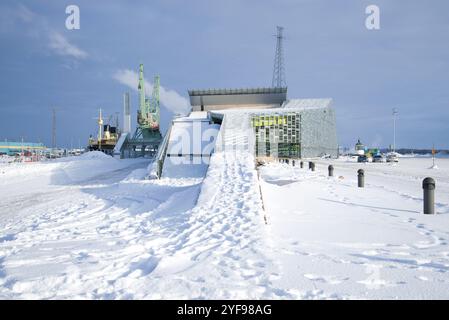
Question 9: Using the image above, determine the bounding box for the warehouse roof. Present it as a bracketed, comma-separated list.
[188, 87, 287, 97]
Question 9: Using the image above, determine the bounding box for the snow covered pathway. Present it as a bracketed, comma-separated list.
[259, 159, 449, 299]
[146, 112, 289, 298]
[0, 154, 202, 299]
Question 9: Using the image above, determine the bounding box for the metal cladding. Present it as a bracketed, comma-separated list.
[188, 87, 287, 111]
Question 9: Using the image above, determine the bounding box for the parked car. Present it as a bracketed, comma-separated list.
[373, 154, 385, 163]
[386, 153, 399, 163]
[357, 155, 368, 163]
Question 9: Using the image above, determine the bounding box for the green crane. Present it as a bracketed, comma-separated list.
[134, 64, 162, 141]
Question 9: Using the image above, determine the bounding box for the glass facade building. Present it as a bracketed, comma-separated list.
[251, 99, 338, 159]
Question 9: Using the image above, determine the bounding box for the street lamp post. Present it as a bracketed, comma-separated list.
[392, 108, 398, 153]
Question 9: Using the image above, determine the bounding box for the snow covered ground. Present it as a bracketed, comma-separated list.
[1, 150, 449, 299]
[260, 157, 449, 299]
[0, 152, 202, 299]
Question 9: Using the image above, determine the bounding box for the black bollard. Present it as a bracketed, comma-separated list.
[357, 169, 364, 188]
[300, 161, 303, 168]
[286, 159, 289, 164]
[422, 177, 435, 214]
[309, 161, 312, 170]
[311, 162, 315, 172]
[328, 165, 334, 177]
[292, 160, 295, 166]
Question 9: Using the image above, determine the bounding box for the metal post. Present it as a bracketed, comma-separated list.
[292, 160, 295, 166]
[311, 162, 315, 171]
[422, 177, 435, 214]
[300, 161, 303, 168]
[328, 165, 334, 177]
[358, 169, 364, 188]
[392, 108, 398, 153]
[309, 161, 312, 170]
[286, 159, 289, 164]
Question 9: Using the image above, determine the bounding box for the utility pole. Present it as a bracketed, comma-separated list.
[272, 26, 286, 88]
[392, 108, 398, 153]
[98, 108, 103, 151]
[432, 144, 436, 168]
[52, 108, 56, 149]
[21, 136, 24, 162]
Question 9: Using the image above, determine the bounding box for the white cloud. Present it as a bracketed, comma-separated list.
[48, 31, 88, 59]
[16, 4, 36, 23]
[113, 69, 191, 115]
[1, 4, 88, 60]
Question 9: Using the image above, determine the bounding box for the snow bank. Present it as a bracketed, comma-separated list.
[0, 152, 143, 199]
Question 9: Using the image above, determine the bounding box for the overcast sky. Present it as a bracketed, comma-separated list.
[0, 0, 448, 149]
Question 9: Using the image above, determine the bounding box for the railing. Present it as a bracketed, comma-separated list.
[155, 122, 173, 179]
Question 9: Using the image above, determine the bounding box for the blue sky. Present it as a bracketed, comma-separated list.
[0, 0, 448, 149]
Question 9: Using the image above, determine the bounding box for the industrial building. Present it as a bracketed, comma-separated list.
[151, 86, 338, 178]
[188, 88, 338, 159]
[0, 141, 45, 156]
[139, 26, 337, 179]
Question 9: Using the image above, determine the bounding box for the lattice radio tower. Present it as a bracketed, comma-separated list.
[272, 26, 286, 88]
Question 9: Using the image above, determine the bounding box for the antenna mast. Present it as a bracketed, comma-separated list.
[272, 26, 286, 88]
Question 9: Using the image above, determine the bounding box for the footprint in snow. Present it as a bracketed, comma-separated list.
[0, 234, 16, 243]
[304, 273, 349, 285]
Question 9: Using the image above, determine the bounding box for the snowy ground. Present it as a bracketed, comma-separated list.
[260, 157, 449, 299]
[1, 151, 449, 299]
[0, 152, 202, 299]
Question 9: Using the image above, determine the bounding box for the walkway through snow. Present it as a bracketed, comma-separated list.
[259, 159, 449, 299]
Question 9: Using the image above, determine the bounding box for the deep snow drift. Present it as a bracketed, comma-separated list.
[1, 151, 449, 299]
